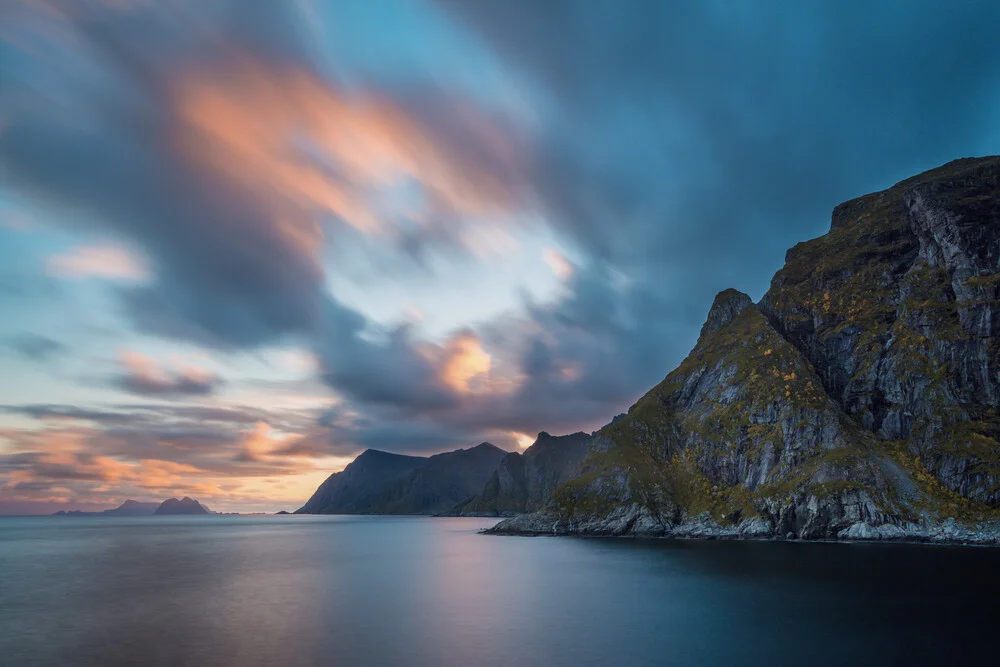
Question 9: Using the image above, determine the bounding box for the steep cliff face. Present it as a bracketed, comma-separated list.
[449, 432, 592, 516]
[492, 156, 1000, 541]
[760, 156, 1000, 504]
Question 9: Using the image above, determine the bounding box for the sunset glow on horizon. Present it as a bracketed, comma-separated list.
[2, 0, 998, 513]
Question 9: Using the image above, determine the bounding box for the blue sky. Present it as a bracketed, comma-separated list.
[1, 0, 998, 512]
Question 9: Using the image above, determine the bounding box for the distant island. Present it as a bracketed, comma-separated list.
[53, 499, 159, 516]
[297, 156, 1000, 546]
[153, 497, 211, 515]
[53, 497, 212, 516]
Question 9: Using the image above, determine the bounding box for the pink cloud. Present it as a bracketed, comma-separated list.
[543, 247, 574, 280]
[0, 418, 335, 511]
[439, 331, 492, 393]
[116, 349, 220, 396]
[46, 243, 150, 281]
[170, 57, 529, 248]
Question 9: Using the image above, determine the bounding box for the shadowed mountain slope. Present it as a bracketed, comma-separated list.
[297, 443, 507, 515]
[449, 432, 593, 516]
[491, 156, 1000, 542]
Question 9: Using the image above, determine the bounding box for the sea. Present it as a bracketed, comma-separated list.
[1, 514, 997, 666]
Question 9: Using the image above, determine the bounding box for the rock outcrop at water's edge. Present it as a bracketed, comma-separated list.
[489, 156, 1000, 544]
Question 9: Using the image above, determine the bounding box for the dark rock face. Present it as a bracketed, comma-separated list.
[700, 289, 754, 338]
[373, 443, 508, 515]
[296, 449, 426, 514]
[760, 156, 1000, 503]
[296, 443, 507, 515]
[449, 432, 592, 516]
[154, 497, 210, 515]
[493, 156, 1000, 541]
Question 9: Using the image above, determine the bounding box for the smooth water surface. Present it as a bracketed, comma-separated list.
[1, 515, 997, 666]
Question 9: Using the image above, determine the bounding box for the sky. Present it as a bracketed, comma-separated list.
[1, 0, 998, 513]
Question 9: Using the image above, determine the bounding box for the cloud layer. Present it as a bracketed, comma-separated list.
[1, 0, 999, 509]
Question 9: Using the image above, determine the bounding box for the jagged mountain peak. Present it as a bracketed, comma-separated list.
[700, 288, 754, 338]
[447, 431, 593, 517]
[491, 156, 1000, 542]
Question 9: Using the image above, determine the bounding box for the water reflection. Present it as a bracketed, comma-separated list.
[1, 516, 997, 666]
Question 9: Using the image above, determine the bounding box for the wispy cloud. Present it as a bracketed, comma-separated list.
[115, 349, 221, 397]
[2, 0, 999, 510]
[543, 247, 574, 280]
[4, 334, 65, 361]
[46, 244, 150, 281]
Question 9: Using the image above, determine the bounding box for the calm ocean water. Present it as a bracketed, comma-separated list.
[1, 515, 997, 666]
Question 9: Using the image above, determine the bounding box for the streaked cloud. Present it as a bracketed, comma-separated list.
[173, 58, 526, 238]
[0, 408, 336, 511]
[115, 349, 221, 397]
[46, 244, 150, 281]
[543, 247, 574, 280]
[440, 330, 491, 393]
[2, 0, 999, 510]
[4, 333, 65, 361]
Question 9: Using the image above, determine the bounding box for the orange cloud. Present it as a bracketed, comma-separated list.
[0, 419, 334, 511]
[117, 349, 219, 395]
[441, 331, 491, 393]
[511, 431, 535, 450]
[170, 58, 525, 248]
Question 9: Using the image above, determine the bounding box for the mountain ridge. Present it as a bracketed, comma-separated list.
[489, 155, 1000, 543]
[296, 443, 507, 515]
[447, 432, 593, 516]
[51, 498, 184, 516]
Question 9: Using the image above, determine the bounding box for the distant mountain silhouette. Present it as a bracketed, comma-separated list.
[52, 499, 160, 516]
[297, 443, 508, 515]
[153, 497, 211, 515]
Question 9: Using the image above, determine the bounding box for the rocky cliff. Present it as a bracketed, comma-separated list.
[491, 156, 1000, 543]
[448, 432, 592, 516]
[297, 443, 507, 515]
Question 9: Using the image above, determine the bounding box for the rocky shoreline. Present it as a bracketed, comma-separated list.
[485, 509, 1000, 546]
[479, 157, 1000, 547]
